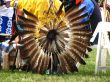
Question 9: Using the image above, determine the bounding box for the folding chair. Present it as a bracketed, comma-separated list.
[90, 0, 110, 74]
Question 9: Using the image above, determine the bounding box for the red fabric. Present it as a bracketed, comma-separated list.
[76, 0, 84, 5]
[12, 9, 23, 34]
[12, 24, 15, 34]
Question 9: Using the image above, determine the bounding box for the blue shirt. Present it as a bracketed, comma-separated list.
[79, 0, 95, 22]
[0, 16, 12, 34]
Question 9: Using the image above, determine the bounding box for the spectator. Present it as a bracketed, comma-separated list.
[0, 0, 14, 69]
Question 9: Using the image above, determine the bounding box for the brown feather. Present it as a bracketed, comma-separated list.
[56, 20, 64, 29]
[30, 48, 41, 69]
[55, 39, 65, 53]
[20, 35, 35, 44]
[59, 54, 69, 73]
[59, 32, 69, 39]
[44, 24, 51, 30]
[20, 43, 38, 59]
[71, 39, 88, 50]
[67, 6, 86, 20]
[37, 55, 44, 73]
[58, 54, 68, 73]
[57, 36, 66, 48]
[23, 9, 38, 20]
[9, 33, 18, 43]
[40, 54, 49, 73]
[20, 40, 36, 51]
[33, 54, 42, 73]
[40, 28, 48, 34]
[71, 20, 90, 29]
[56, 2, 65, 16]
[68, 48, 86, 65]
[45, 54, 50, 71]
[20, 37, 35, 45]
[19, 23, 36, 29]
[63, 53, 78, 72]
[29, 47, 40, 65]
[72, 32, 92, 38]
[72, 38, 91, 46]
[18, 30, 35, 35]
[18, 15, 36, 24]
[21, 34, 33, 39]
[65, 4, 80, 17]
[70, 42, 89, 58]
[69, 13, 88, 23]
[58, 26, 69, 32]
[50, 54, 53, 73]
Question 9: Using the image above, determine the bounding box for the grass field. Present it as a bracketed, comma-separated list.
[0, 49, 110, 82]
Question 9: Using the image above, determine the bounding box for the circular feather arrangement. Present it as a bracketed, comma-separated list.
[10, 2, 92, 74]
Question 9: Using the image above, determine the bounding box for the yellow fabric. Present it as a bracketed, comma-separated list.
[10, 0, 65, 37]
[10, 0, 64, 18]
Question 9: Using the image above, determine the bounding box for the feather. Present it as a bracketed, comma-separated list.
[72, 32, 92, 38]
[39, 28, 48, 34]
[20, 40, 36, 52]
[56, 2, 65, 16]
[20, 38, 35, 45]
[72, 38, 91, 46]
[30, 48, 41, 69]
[63, 52, 78, 72]
[45, 54, 50, 72]
[23, 9, 38, 20]
[68, 48, 86, 65]
[58, 54, 68, 73]
[70, 42, 89, 58]
[87, 47, 92, 52]
[20, 43, 38, 59]
[65, 4, 80, 17]
[50, 54, 53, 73]
[66, 6, 86, 20]
[69, 13, 88, 23]
[19, 35, 35, 44]
[61, 54, 72, 73]
[18, 30, 35, 35]
[70, 20, 90, 29]
[58, 26, 69, 32]
[56, 20, 64, 29]
[9, 32, 18, 43]
[37, 54, 44, 73]
[28, 46, 38, 57]
[29, 47, 39, 63]
[59, 32, 69, 38]
[40, 54, 48, 73]
[33, 54, 42, 73]
[18, 15, 36, 24]
[40, 55, 47, 74]
[18, 23, 36, 29]
[44, 24, 51, 30]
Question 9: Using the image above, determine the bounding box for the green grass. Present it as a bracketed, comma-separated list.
[0, 49, 110, 82]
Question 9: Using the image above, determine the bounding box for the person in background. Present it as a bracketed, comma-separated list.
[0, 0, 14, 69]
